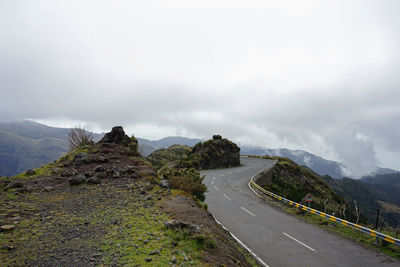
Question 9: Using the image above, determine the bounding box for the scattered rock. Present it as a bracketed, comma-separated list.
[125, 165, 137, 173]
[94, 166, 105, 173]
[139, 188, 146, 195]
[96, 172, 107, 179]
[159, 179, 170, 189]
[96, 155, 108, 163]
[171, 241, 178, 247]
[84, 171, 93, 178]
[15, 187, 30, 194]
[43, 186, 54, 192]
[69, 175, 86, 186]
[163, 220, 201, 234]
[149, 250, 160, 255]
[73, 153, 88, 166]
[87, 177, 101, 185]
[145, 183, 153, 191]
[0, 225, 16, 232]
[9, 182, 24, 189]
[145, 258, 152, 262]
[1, 245, 15, 251]
[26, 169, 35, 176]
[171, 255, 177, 264]
[112, 171, 120, 178]
[61, 168, 78, 177]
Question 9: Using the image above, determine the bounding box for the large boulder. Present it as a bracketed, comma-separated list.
[99, 126, 130, 144]
[99, 126, 139, 155]
[179, 135, 240, 170]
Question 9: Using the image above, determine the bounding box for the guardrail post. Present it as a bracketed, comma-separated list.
[375, 209, 380, 230]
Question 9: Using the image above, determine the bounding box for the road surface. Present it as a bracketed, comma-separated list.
[201, 157, 400, 267]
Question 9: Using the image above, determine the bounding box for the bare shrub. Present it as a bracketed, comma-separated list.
[69, 126, 94, 150]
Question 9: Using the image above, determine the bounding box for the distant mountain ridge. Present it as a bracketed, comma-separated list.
[241, 146, 346, 178]
[1, 120, 398, 180]
[138, 136, 202, 156]
[0, 121, 102, 176]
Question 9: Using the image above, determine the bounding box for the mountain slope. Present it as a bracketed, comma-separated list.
[0, 128, 69, 176]
[138, 137, 201, 156]
[147, 145, 192, 169]
[242, 146, 346, 178]
[323, 174, 400, 228]
[0, 127, 255, 266]
[256, 156, 361, 223]
[0, 121, 103, 177]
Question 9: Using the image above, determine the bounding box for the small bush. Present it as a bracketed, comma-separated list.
[165, 168, 206, 201]
[195, 234, 217, 249]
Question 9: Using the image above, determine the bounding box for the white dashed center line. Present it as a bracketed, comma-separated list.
[240, 206, 256, 217]
[223, 194, 231, 200]
[214, 186, 219, 190]
[283, 232, 316, 252]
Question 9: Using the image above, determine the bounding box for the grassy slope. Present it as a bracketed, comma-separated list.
[260, 157, 360, 221]
[147, 144, 191, 169]
[0, 143, 257, 266]
[254, 157, 400, 260]
[323, 175, 400, 228]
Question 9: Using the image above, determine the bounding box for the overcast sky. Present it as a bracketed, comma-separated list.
[1, 0, 399, 177]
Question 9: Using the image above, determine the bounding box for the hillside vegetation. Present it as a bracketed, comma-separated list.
[147, 145, 191, 169]
[257, 157, 363, 223]
[178, 135, 240, 170]
[324, 174, 400, 228]
[0, 127, 255, 266]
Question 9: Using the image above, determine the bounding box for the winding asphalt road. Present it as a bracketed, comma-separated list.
[201, 157, 400, 267]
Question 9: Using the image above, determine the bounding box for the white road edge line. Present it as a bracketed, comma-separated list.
[214, 186, 219, 190]
[283, 232, 316, 252]
[212, 177, 216, 181]
[214, 218, 270, 267]
[223, 194, 231, 200]
[247, 161, 279, 198]
[248, 179, 261, 197]
[240, 206, 256, 217]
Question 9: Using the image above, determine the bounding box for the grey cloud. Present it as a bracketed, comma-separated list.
[1, 0, 400, 176]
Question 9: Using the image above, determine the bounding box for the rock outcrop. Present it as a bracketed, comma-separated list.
[179, 135, 240, 169]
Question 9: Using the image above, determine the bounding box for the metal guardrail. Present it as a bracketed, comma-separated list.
[243, 155, 400, 246]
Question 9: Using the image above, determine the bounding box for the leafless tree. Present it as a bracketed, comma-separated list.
[354, 200, 361, 224]
[324, 199, 329, 213]
[340, 201, 347, 220]
[68, 126, 94, 150]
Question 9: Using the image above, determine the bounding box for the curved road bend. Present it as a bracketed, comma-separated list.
[201, 157, 400, 267]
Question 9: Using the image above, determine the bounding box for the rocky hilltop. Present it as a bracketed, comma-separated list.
[179, 135, 240, 170]
[0, 127, 255, 266]
[256, 156, 363, 223]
